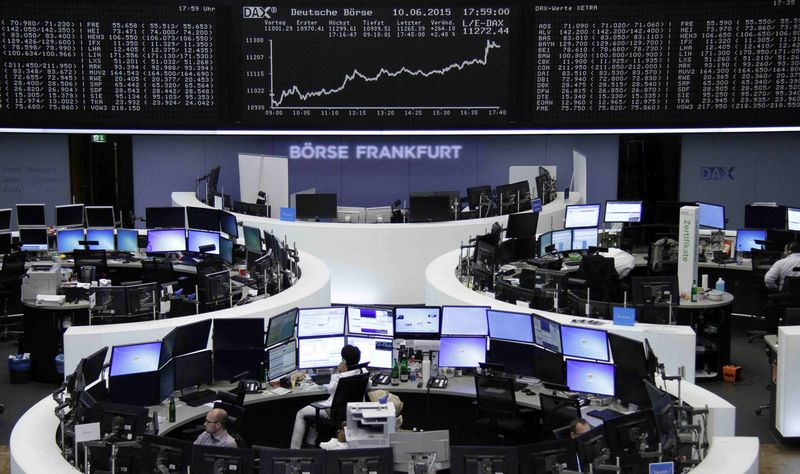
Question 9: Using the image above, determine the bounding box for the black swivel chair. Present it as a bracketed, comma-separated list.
[74, 249, 109, 281]
[539, 393, 582, 436]
[747, 250, 783, 341]
[303, 372, 370, 447]
[473, 373, 535, 445]
[577, 254, 621, 304]
[0, 251, 28, 340]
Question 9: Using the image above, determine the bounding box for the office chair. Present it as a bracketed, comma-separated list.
[0, 251, 28, 340]
[303, 372, 370, 447]
[538, 393, 582, 434]
[577, 254, 621, 303]
[473, 373, 535, 445]
[141, 259, 174, 284]
[748, 251, 790, 341]
[74, 249, 109, 281]
[552, 425, 573, 440]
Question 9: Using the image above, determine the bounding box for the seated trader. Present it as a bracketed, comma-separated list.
[765, 242, 800, 292]
[194, 408, 238, 448]
[569, 418, 591, 439]
[290, 345, 364, 449]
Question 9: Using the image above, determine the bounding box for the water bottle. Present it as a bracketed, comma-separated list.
[715, 277, 726, 293]
[168, 394, 176, 423]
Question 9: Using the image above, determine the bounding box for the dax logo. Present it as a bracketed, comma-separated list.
[243, 6, 277, 19]
[700, 167, 734, 181]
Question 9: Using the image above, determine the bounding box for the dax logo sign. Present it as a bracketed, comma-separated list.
[243, 6, 277, 18]
[701, 167, 734, 181]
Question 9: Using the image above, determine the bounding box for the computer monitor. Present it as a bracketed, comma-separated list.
[214, 348, 263, 381]
[297, 336, 346, 369]
[85, 206, 116, 228]
[336, 206, 367, 223]
[365, 206, 393, 224]
[16, 204, 46, 227]
[519, 439, 579, 474]
[0, 233, 10, 255]
[575, 425, 608, 473]
[441, 306, 489, 336]
[146, 207, 186, 229]
[116, 228, 139, 253]
[538, 231, 552, 256]
[551, 229, 572, 252]
[296, 194, 338, 220]
[604, 201, 642, 223]
[187, 229, 220, 255]
[467, 185, 492, 209]
[92, 287, 128, 316]
[55, 204, 85, 228]
[191, 445, 254, 474]
[631, 276, 679, 305]
[297, 307, 346, 338]
[220, 211, 238, 238]
[571, 227, 598, 250]
[76, 346, 109, 388]
[603, 410, 659, 468]
[566, 359, 615, 396]
[186, 206, 220, 232]
[608, 333, 648, 376]
[146, 229, 186, 253]
[213, 318, 264, 351]
[347, 335, 393, 369]
[243, 225, 262, 253]
[257, 446, 326, 474]
[141, 435, 192, 474]
[127, 282, 159, 316]
[409, 195, 452, 222]
[87, 228, 115, 251]
[267, 339, 297, 381]
[438, 336, 486, 368]
[172, 350, 213, 392]
[0, 208, 11, 230]
[450, 446, 519, 474]
[532, 345, 565, 385]
[614, 367, 651, 408]
[390, 430, 450, 473]
[496, 181, 532, 213]
[393, 306, 441, 340]
[735, 229, 767, 253]
[487, 339, 536, 377]
[325, 447, 394, 474]
[744, 204, 785, 229]
[109, 341, 162, 377]
[533, 315, 562, 353]
[505, 212, 539, 239]
[218, 236, 233, 265]
[19, 228, 49, 251]
[560, 326, 609, 362]
[159, 319, 212, 365]
[85, 402, 149, 440]
[347, 305, 394, 337]
[487, 309, 533, 343]
[697, 202, 725, 229]
[57, 228, 85, 253]
[266, 308, 298, 347]
[565, 204, 601, 229]
[645, 380, 678, 452]
[788, 207, 800, 232]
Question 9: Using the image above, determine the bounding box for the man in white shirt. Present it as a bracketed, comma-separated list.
[765, 242, 800, 291]
[194, 408, 238, 448]
[290, 344, 362, 449]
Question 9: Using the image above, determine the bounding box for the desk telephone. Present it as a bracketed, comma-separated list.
[427, 376, 448, 389]
[239, 379, 262, 394]
[371, 373, 391, 385]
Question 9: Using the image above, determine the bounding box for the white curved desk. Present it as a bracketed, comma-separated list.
[172, 191, 582, 304]
[62, 250, 331, 376]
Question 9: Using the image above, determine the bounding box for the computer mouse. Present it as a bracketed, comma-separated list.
[417, 381, 423, 388]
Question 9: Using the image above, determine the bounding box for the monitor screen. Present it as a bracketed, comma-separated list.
[116, 229, 139, 253]
[551, 229, 572, 252]
[505, 212, 539, 239]
[346, 335, 394, 369]
[187, 230, 220, 255]
[109, 341, 162, 377]
[608, 333, 648, 377]
[220, 211, 238, 238]
[297, 307, 346, 338]
[173, 350, 213, 391]
[16, 204, 46, 227]
[267, 339, 297, 380]
[214, 348, 263, 381]
[146, 207, 185, 229]
[565, 204, 601, 229]
[186, 206, 220, 231]
[85, 206, 115, 228]
[259, 447, 326, 474]
[533, 315, 562, 353]
[219, 236, 233, 265]
[614, 367, 651, 408]
[560, 326, 609, 362]
[146, 229, 186, 253]
[697, 202, 725, 229]
[538, 231, 552, 256]
[604, 201, 642, 223]
[141, 435, 192, 474]
[393, 306, 441, 338]
[87, 228, 115, 251]
[788, 208, 800, 232]
[213, 318, 264, 350]
[55, 204, 85, 228]
[243, 225, 262, 253]
[296, 194, 338, 220]
[532, 345, 565, 385]
[487, 309, 533, 343]
[438, 336, 486, 368]
[57, 228, 84, 253]
[744, 204, 785, 230]
[160, 319, 212, 365]
[297, 336, 345, 369]
[487, 339, 536, 377]
[347, 306, 394, 337]
[0, 233, 10, 254]
[734, 229, 766, 253]
[19, 228, 49, 251]
[191, 445, 254, 474]
[566, 359, 615, 396]
[571, 227, 598, 250]
[266, 308, 297, 347]
[441, 306, 489, 336]
[0, 208, 11, 230]
[409, 195, 452, 223]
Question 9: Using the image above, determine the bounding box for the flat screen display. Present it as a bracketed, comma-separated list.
[551, 229, 572, 252]
[532, 345, 565, 385]
[267, 339, 297, 380]
[16, 204, 46, 227]
[697, 202, 725, 229]
[487, 309, 533, 343]
[146, 207, 185, 229]
[346, 336, 393, 369]
[566, 359, 615, 397]
[87, 228, 115, 251]
[187, 229, 220, 255]
[213, 318, 264, 350]
[146, 229, 186, 253]
[110, 341, 162, 377]
[565, 204, 601, 229]
[438, 336, 486, 368]
[538, 231, 552, 256]
[186, 206, 220, 232]
[56, 204, 85, 227]
[116, 228, 139, 253]
[220, 211, 238, 238]
[297, 307, 346, 338]
[0, 209, 11, 230]
[347, 306, 394, 337]
[219, 236, 233, 265]
[604, 201, 642, 223]
[173, 350, 213, 391]
[243, 226, 261, 253]
[441, 306, 489, 336]
[85, 206, 116, 228]
[394, 306, 441, 338]
[0, 233, 10, 254]
[19, 228, 49, 251]
[266, 308, 297, 347]
[560, 326, 609, 362]
[735, 229, 767, 253]
[57, 228, 84, 253]
[533, 315, 562, 353]
[297, 336, 345, 369]
[487, 339, 536, 377]
[788, 208, 800, 232]
[505, 212, 539, 239]
[571, 227, 598, 250]
[296, 194, 338, 220]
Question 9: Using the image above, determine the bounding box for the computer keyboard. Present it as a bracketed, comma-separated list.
[230, 274, 257, 287]
[587, 408, 624, 421]
[311, 373, 332, 385]
[179, 389, 218, 407]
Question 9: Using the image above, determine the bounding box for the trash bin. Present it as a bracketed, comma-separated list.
[8, 355, 32, 384]
[55, 353, 65, 376]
